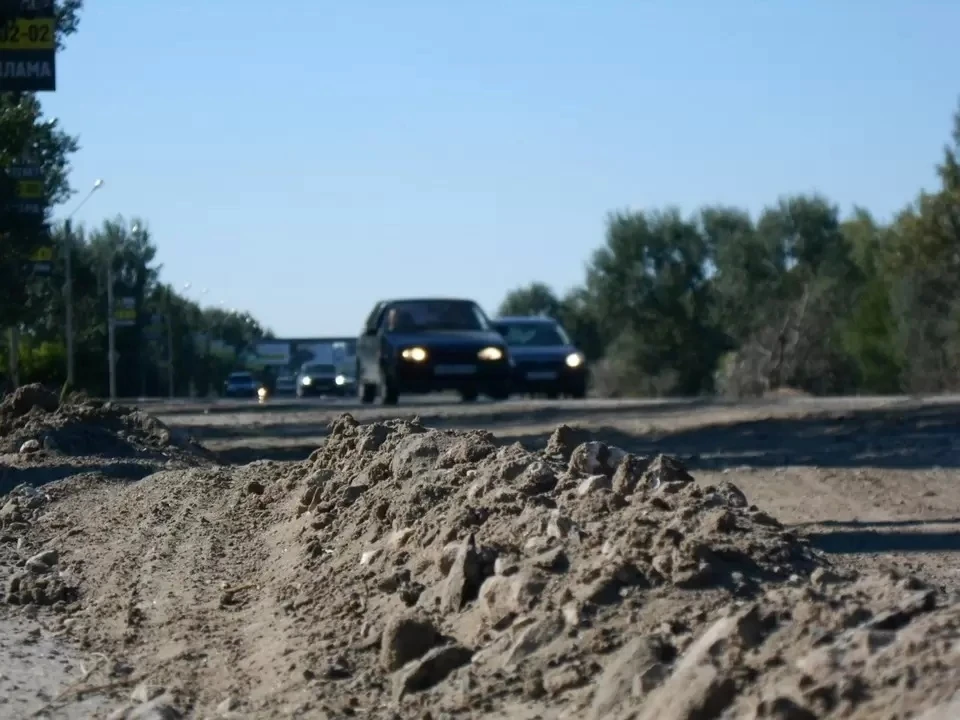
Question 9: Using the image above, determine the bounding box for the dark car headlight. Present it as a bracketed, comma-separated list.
[477, 346, 504, 361]
[401, 347, 428, 362]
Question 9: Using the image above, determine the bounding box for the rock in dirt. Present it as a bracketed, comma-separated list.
[379, 613, 441, 670]
[441, 533, 485, 612]
[394, 644, 473, 699]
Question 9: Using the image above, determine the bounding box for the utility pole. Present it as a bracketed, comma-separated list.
[165, 287, 174, 398]
[106, 254, 117, 400]
[7, 327, 19, 388]
[63, 218, 74, 387]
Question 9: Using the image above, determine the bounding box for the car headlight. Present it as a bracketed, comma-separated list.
[401, 347, 428, 362]
[301, 376, 312, 385]
[335, 374, 345, 385]
[565, 352, 584, 368]
[477, 346, 503, 361]
[257, 387, 267, 398]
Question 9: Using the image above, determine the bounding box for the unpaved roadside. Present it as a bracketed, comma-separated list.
[4, 391, 960, 717]
[0, 615, 109, 719]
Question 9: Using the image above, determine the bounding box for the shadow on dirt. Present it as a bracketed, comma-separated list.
[498, 403, 960, 471]
[214, 446, 316, 465]
[0, 462, 155, 494]
[174, 401, 960, 471]
[805, 529, 960, 554]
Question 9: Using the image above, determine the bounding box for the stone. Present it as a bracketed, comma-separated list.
[479, 572, 548, 627]
[441, 534, 484, 612]
[26, 549, 58, 573]
[577, 475, 612, 496]
[379, 613, 440, 671]
[394, 644, 473, 699]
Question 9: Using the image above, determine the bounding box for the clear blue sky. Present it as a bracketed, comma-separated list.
[46, 0, 960, 337]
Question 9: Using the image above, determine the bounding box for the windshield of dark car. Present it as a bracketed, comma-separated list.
[228, 373, 253, 382]
[495, 322, 569, 347]
[303, 364, 336, 375]
[386, 300, 491, 332]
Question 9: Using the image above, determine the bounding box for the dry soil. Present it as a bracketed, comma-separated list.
[3, 387, 960, 719]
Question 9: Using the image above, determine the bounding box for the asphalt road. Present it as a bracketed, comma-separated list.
[127, 391, 954, 417]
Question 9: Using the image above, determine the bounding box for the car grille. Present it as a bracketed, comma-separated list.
[428, 347, 483, 364]
[516, 358, 564, 371]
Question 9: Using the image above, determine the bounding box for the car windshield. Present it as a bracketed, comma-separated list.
[385, 300, 491, 333]
[303, 364, 336, 374]
[228, 373, 253, 382]
[495, 321, 570, 347]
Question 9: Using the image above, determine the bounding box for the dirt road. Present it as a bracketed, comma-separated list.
[3, 391, 960, 718]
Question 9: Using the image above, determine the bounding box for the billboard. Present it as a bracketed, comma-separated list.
[248, 341, 291, 368]
[0, 2, 56, 92]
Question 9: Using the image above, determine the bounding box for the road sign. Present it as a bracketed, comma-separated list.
[29, 243, 51, 273]
[0, 1, 55, 15]
[0, 4, 55, 92]
[114, 297, 137, 327]
[5, 161, 44, 215]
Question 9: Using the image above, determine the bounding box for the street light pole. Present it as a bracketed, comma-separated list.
[63, 218, 74, 386]
[165, 285, 174, 398]
[106, 250, 117, 400]
[63, 178, 104, 388]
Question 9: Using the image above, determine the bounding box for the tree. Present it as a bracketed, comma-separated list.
[0, 3, 84, 328]
[497, 282, 565, 319]
[583, 208, 720, 395]
[495, 98, 960, 398]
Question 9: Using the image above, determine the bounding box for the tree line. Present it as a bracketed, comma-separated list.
[0, 2, 269, 397]
[498, 102, 960, 398]
[3, 215, 270, 397]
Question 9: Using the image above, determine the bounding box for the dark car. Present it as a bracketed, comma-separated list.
[296, 362, 349, 397]
[493, 316, 587, 399]
[223, 371, 260, 399]
[356, 298, 512, 405]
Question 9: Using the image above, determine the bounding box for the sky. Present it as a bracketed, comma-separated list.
[45, 0, 960, 337]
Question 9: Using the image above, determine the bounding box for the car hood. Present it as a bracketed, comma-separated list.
[388, 330, 505, 347]
[509, 345, 577, 362]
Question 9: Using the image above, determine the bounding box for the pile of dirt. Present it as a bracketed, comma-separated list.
[4, 413, 960, 718]
[0, 383, 211, 461]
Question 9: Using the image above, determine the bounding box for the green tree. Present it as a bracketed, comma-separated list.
[497, 282, 565, 319]
[0, 2, 85, 328]
[583, 208, 719, 395]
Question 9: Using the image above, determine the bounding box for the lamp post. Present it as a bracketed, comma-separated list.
[183, 282, 210, 397]
[63, 178, 104, 388]
[105, 219, 121, 401]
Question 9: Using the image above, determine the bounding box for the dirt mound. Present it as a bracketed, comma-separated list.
[0, 385, 211, 461]
[0, 383, 60, 419]
[4, 414, 960, 718]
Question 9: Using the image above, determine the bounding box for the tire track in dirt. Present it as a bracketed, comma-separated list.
[27, 467, 289, 715]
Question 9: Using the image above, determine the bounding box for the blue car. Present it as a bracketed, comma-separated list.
[493, 316, 588, 399]
[356, 298, 512, 405]
[223, 371, 261, 399]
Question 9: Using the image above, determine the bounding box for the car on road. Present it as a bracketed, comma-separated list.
[356, 297, 512, 405]
[493, 315, 588, 399]
[223, 371, 261, 399]
[274, 375, 297, 395]
[297, 362, 351, 397]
